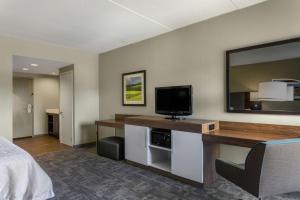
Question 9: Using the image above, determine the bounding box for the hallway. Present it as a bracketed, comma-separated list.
[14, 135, 70, 156]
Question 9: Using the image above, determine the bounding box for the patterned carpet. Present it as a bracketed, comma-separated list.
[36, 149, 300, 200]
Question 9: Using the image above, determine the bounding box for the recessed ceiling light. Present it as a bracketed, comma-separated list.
[22, 67, 29, 71]
[51, 72, 57, 75]
[30, 64, 39, 67]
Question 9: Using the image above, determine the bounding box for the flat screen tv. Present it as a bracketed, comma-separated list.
[155, 85, 192, 119]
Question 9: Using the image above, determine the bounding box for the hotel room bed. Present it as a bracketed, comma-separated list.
[0, 137, 54, 200]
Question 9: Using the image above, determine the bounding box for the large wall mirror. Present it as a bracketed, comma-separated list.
[226, 38, 300, 115]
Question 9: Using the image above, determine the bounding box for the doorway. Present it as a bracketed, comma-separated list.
[12, 55, 74, 147]
[59, 70, 74, 146]
[13, 77, 33, 139]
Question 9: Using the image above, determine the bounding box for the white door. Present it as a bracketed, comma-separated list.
[59, 71, 74, 146]
[13, 78, 33, 139]
[125, 124, 149, 165]
[171, 130, 203, 183]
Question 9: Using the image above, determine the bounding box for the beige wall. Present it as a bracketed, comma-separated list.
[99, 0, 300, 163]
[33, 76, 59, 135]
[0, 35, 99, 145]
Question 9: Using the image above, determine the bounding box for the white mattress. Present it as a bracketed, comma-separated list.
[0, 137, 54, 200]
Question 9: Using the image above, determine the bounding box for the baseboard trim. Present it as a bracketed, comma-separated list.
[33, 134, 49, 137]
[126, 160, 203, 187]
[73, 142, 96, 149]
[13, 136, 33, 140]
[13, 134, 57, 140]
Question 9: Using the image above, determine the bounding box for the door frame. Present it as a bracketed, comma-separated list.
[59, 67, 75, 146]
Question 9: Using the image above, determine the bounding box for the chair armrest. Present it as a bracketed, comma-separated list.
[215, 158, 245, 186]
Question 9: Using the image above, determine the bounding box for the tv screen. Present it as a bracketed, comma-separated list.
[155, 85, 192, 117]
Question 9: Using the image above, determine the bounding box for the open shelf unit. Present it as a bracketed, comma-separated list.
[151, 160, 171, 172]
[47, 113, 59, 138]
[148, 128, 172, 172]
[149, 144, 171, 152]
[149, 146, 171, 172]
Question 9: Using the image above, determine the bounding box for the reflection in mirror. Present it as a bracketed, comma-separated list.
[227, 39, 300, 114]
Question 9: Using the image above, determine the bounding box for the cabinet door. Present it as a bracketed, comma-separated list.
[171, 130, 203, 183]
[125, 124, 149, 165]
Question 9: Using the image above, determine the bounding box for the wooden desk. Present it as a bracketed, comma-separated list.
[125, 116, 300, 147]
[203, 130, 300, 148]
[95, 119, 125, 129]
[97, 116, 300, 148]
[95, 114, 138, 129]
[125, 115, 219, 133]
[95, 115, 300, 185]
[124, 116, 300, 185]
[95, 114, 139, 147]
[202, 121, 300, 184]
[203, 121, 300, 148]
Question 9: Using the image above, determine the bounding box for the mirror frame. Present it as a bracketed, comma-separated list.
[226, 37, 300, 115]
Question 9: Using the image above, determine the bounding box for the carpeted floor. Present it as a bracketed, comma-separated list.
[36, 149, 300, 200]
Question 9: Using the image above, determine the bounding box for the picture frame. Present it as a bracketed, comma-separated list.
[122, 70, 146, 106]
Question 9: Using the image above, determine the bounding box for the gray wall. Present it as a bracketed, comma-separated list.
[99, 0, 300, 163]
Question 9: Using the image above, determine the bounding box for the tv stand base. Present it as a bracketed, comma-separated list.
[165, 115, 180, 120]
[165, 117, 180, 120]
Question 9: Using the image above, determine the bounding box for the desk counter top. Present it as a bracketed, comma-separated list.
[96, 116, 300, 148]
[203, 129, 300, 147]
[124, 115, 219, 133]
[204, 121, 300, 147]
[95, 119, 125, 129]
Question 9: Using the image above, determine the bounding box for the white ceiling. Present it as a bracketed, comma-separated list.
[0, 0, 267, 53]
[13, 55, 70, 75]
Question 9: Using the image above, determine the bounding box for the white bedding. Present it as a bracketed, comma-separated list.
[0, 137, 54, 200]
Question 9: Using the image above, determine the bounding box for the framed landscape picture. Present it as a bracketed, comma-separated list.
[122, 70, 146, 106]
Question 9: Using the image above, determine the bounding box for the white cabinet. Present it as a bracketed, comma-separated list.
[125, 125, 149, 165]
[171, 130, 203, 183]
[124, 125, 204, 183]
